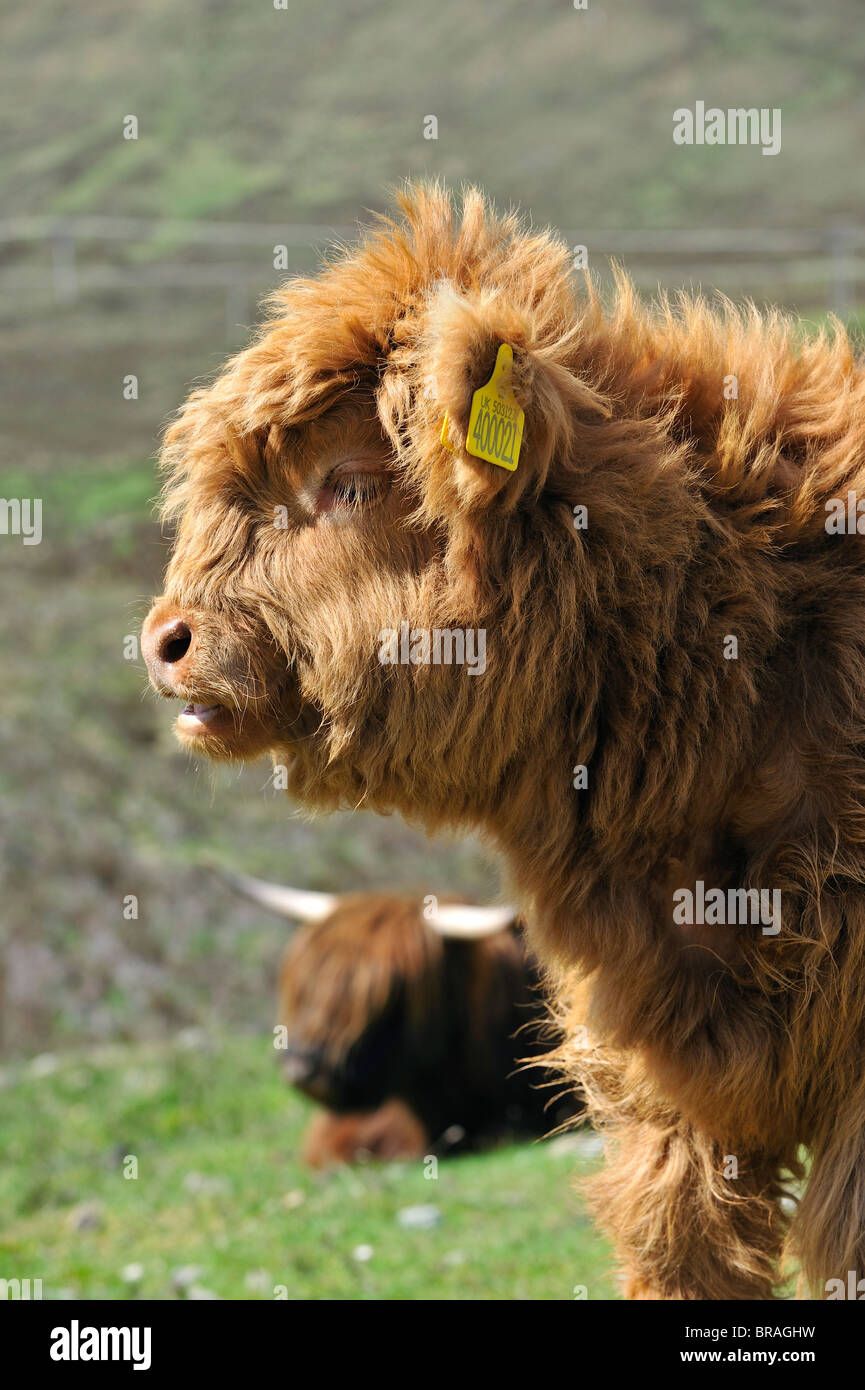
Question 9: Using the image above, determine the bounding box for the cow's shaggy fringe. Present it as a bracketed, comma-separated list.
[151, 183, 865, 1298]
[277, 891, 575, 1162]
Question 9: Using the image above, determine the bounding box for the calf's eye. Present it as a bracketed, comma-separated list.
[314, 466, 391, 516]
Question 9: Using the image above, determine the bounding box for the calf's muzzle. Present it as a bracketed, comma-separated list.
[141, 606, 198, 695]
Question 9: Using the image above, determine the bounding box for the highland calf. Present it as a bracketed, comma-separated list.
[143, 183, 865, 1299]
[222, 871, 574, 1165]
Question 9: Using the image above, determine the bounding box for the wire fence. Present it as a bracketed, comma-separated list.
[1, 215, 862, 336]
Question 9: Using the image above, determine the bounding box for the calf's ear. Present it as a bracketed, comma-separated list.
[409, 282, 609, 514]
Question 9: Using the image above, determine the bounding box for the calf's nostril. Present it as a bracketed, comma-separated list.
[158, 621, 193, 665]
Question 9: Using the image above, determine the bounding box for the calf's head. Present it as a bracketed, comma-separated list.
[143, 183, 615, 829]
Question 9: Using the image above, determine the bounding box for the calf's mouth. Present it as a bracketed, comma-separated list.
[177, 701, 225, 732]
[172, 696, 240, 748]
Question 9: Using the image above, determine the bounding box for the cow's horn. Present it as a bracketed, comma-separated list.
[423, 903, 519, 939]
[220, 869, 338, 924]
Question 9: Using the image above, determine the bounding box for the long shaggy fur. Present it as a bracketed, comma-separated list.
[145, 182, 865, 1298]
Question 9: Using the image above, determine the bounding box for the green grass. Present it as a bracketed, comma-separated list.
[0, 1034, 615, 1301]
[0, 459, 155, 540]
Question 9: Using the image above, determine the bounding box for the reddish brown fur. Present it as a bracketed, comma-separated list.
[144, 182, 865, 1298]
[278, 893, 443, 1063]
[301, 1101, 429, 1168]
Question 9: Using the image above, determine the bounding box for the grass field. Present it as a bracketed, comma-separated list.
[0, 1033, 614, 1301]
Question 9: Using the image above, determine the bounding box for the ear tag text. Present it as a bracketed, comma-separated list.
[466, 343, 524, 470]
[440, 342, 524, 470]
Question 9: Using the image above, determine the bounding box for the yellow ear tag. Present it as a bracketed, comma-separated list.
[465, 342, 524, 471]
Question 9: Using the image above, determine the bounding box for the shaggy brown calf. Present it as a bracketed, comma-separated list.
[143, 183, 865, 1299]
[222, 872, 574, 1165]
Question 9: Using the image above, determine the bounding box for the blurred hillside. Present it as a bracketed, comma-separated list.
[3, 0, 864, 232]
